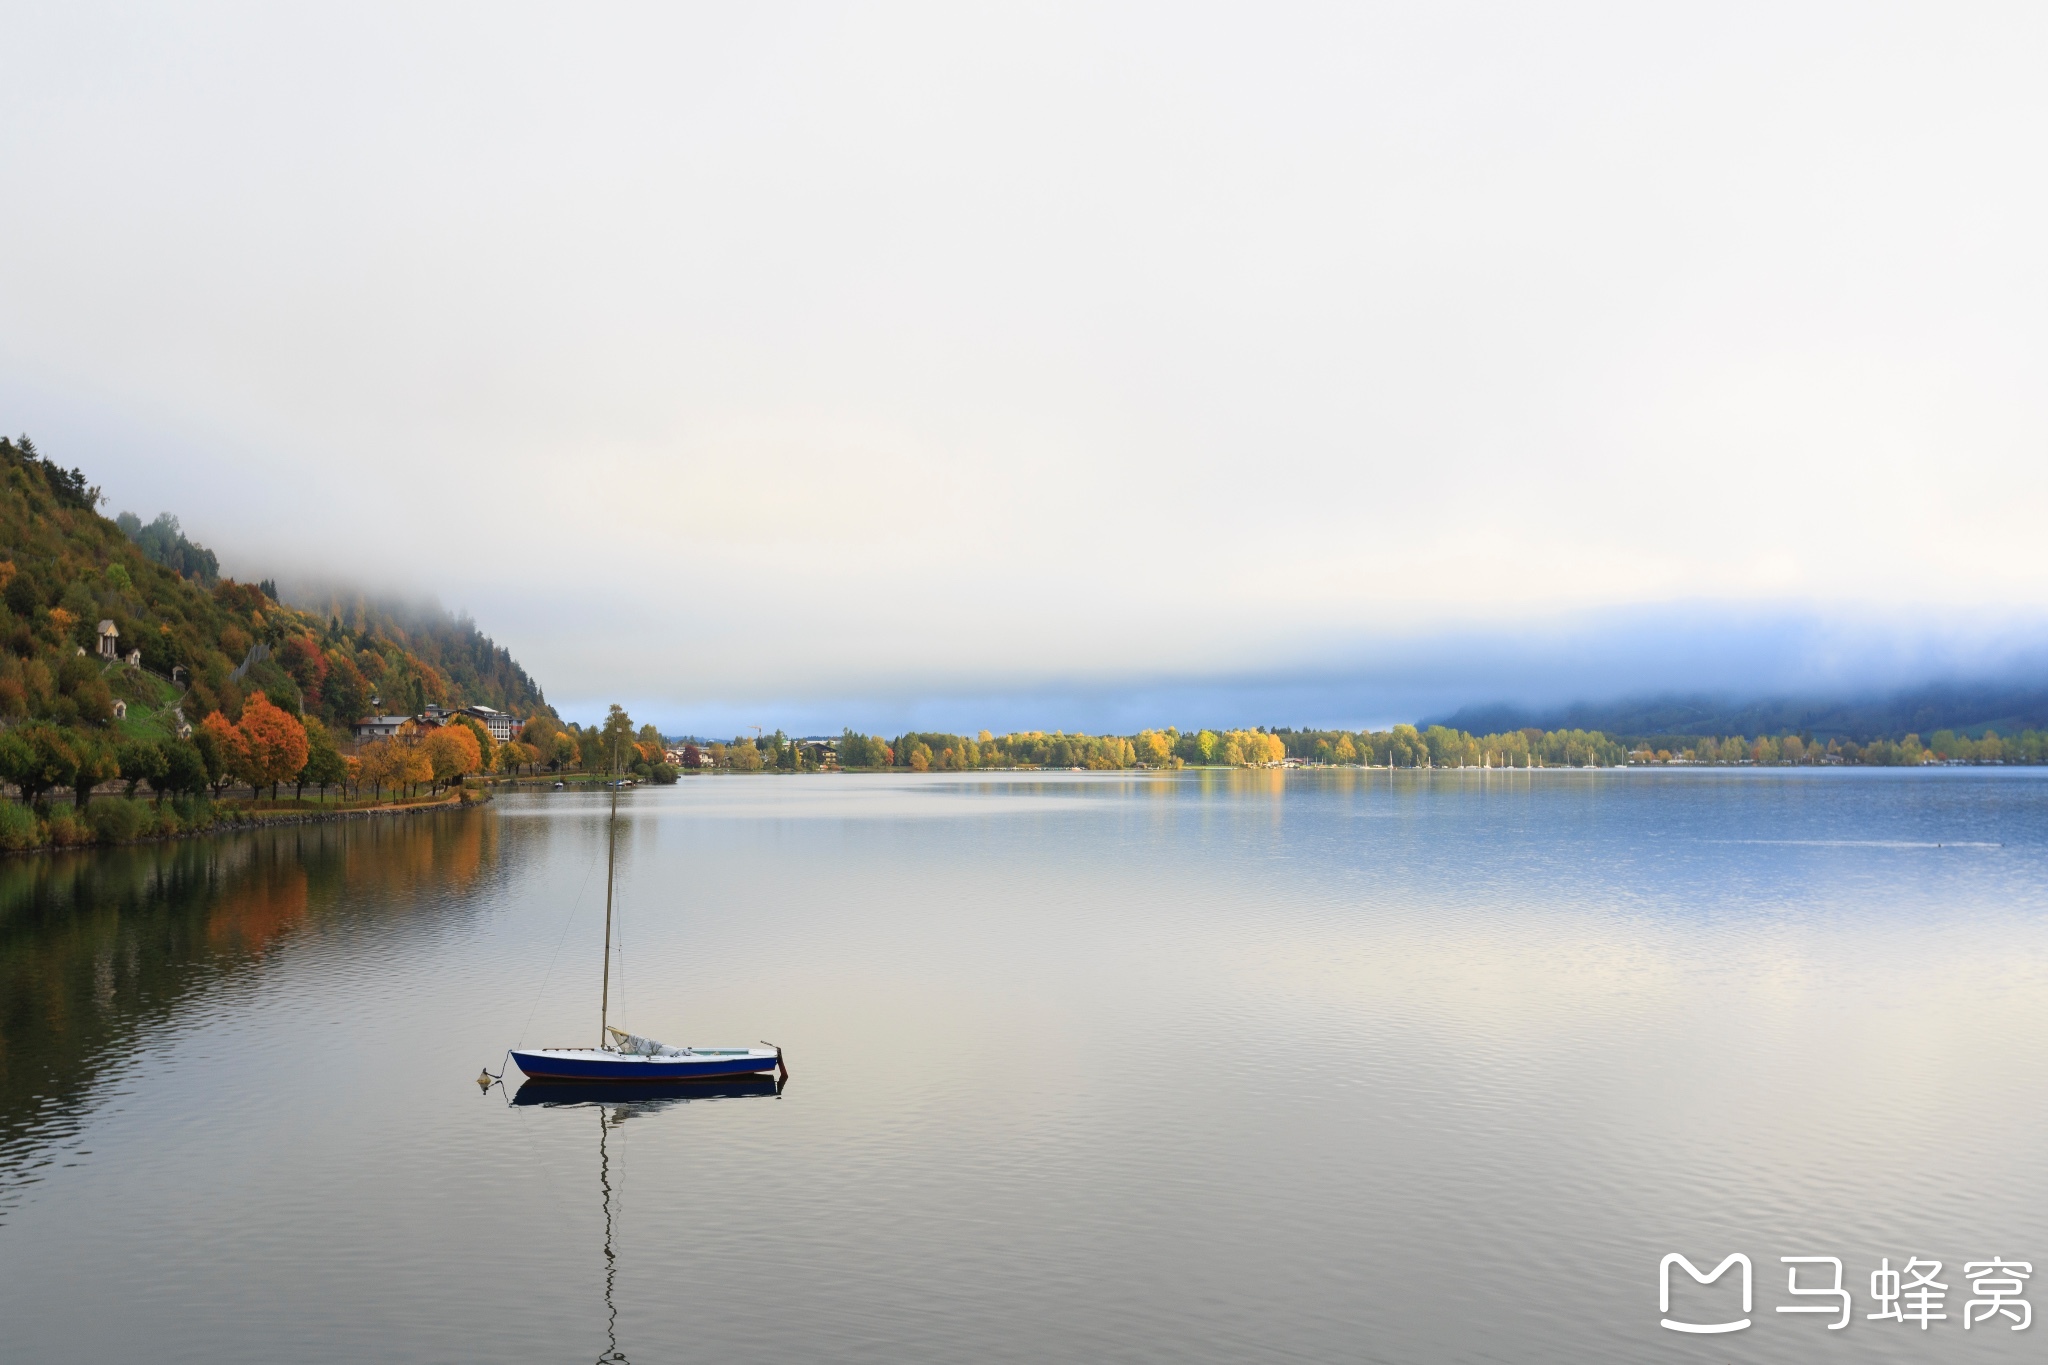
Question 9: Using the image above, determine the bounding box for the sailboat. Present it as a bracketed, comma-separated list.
[509, 751, 783, 1084]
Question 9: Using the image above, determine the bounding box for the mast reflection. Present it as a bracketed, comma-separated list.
[502, 1075, 783, 1362]
[597, 1104, 623, 1365]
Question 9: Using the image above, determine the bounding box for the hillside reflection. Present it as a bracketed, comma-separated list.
[0, 810, 494, 1219]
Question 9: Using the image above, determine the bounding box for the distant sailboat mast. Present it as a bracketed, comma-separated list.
[599, 735, 621, 1049]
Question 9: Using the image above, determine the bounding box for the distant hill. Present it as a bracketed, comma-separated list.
[1435, 681, 2048, 744]
[0, 433, 549, 748]
[278, 587, 548, 720]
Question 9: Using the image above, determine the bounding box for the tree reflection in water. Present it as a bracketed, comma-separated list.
[0, 810, 492, 1221]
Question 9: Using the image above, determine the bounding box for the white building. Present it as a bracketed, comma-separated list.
[353, 715, 413, 742]
[460, 705, 518, 744]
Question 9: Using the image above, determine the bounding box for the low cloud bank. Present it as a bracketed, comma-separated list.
[577, 602, 2048, 739]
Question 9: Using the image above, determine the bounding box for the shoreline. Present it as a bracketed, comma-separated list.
[0, 788, 485, 859]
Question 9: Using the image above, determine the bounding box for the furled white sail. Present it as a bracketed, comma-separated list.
[606, 1027, 688, 1057]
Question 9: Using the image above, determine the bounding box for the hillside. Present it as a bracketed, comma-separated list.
[0, 434, 549, 748]
[1436, 682, 2048, 745]
[277, 587, 546, 719]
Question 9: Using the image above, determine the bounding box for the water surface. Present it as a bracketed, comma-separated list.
[2, 769, 2045, 1362]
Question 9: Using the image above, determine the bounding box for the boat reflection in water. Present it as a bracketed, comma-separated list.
[506, 1075, 783, 1363]
[510, 1074, 783, 1108]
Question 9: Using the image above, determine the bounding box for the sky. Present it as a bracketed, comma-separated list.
[2, 3, 2046, 732]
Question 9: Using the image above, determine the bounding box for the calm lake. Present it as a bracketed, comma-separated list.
[3, 769, 2047, 1363]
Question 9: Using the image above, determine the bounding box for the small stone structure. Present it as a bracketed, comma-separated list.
[97, 619, 119, 659]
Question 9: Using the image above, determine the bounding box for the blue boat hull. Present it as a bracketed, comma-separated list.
[510, 1047, 778, 1082]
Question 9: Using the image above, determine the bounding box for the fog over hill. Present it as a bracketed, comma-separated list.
[1435, 681, 2048, 744]
[271, 580, 551, 720]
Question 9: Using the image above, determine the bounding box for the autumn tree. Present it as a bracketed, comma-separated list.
[422, 725, 481, 792]
[196, 712, 246, 797]
[277, 634, 327, 711]
[450, 714, 495, 772]
[237, 693, 310, 800]
[1134, 730, 1174, 766]
[519, 713, 561, 762]
[636, 722, 664, 764]
[322, 650, 370, 726]
[358, 739, 399, 801]
[398, 741, 434, 797]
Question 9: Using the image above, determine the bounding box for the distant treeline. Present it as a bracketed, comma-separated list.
[1441, 684, 2048, 746]
[826, 725, 1626, 770]
[810, 723, 2048, 771]
[1627, 729, 2048, 766]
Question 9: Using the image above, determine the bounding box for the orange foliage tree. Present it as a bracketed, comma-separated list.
[198, 711, 248, 798]
[449, 714, 495, 772]
[422, 725, 482, 792]
[236, 693, 310, 800]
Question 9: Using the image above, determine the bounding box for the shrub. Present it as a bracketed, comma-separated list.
[44, 811, 87, 846]
[0, 801, 40, 850]
[85, 797, 145, 843]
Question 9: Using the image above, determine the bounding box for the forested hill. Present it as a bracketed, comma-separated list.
[1437, 683, 2048, 745]
[0, 434, 550, 738]
[280, 589, 547, 719]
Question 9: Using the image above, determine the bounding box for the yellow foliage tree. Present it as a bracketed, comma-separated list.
[423, 726, 482, 792]
[357, 739, 400, 800]
[398, 742, 434, 797]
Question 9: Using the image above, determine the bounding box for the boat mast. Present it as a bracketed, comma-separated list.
[599, 733, 621, 1048]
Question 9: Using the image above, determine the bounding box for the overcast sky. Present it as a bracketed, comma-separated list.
[3, 3, 2045, 731]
